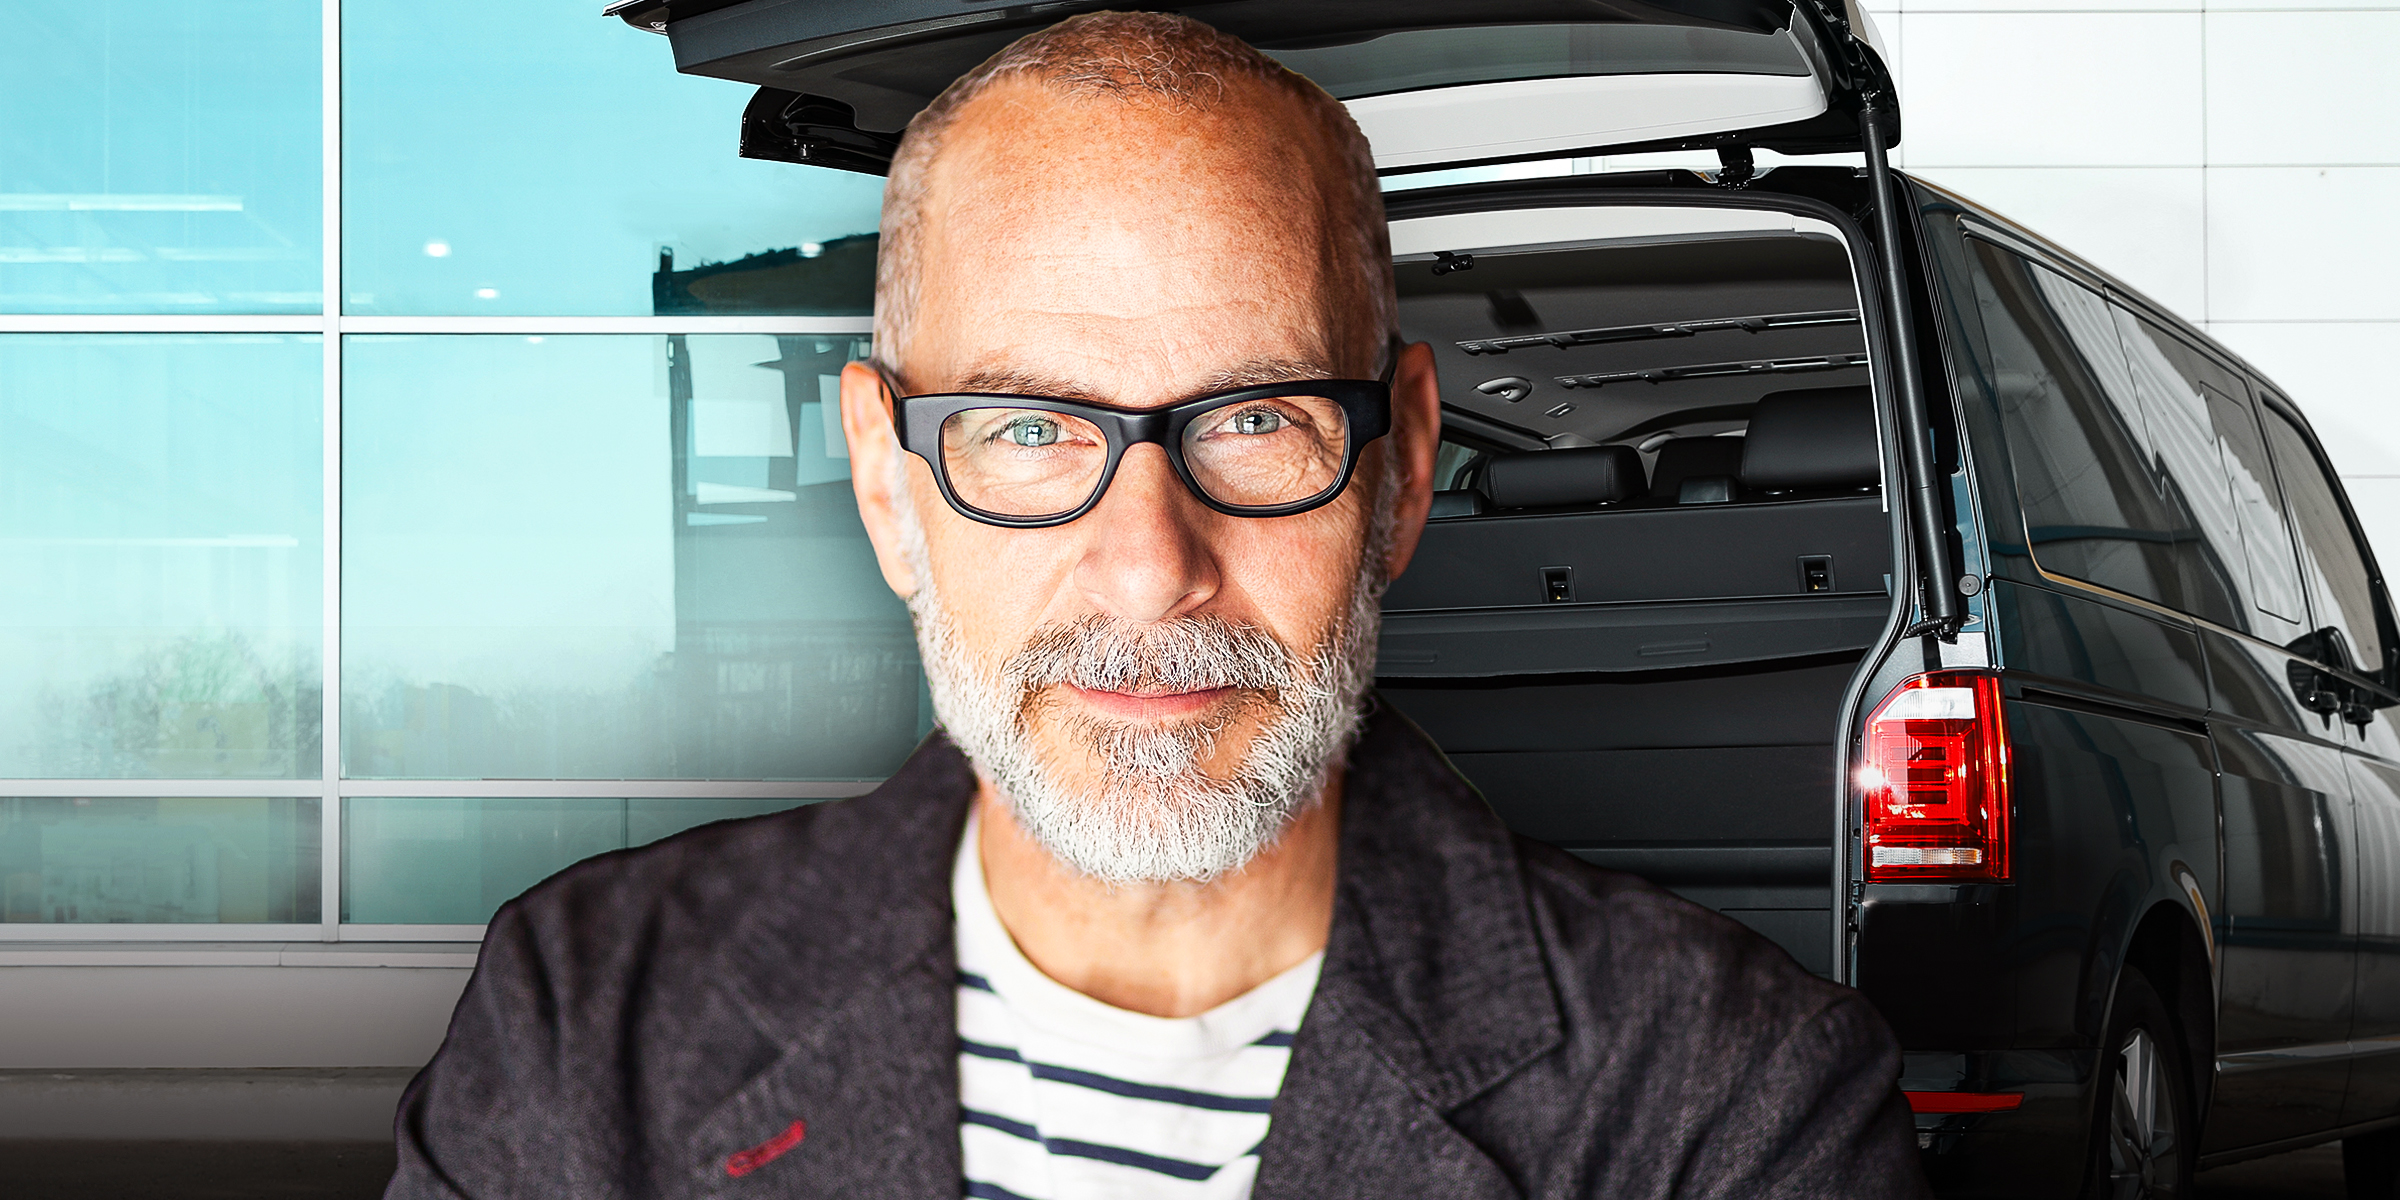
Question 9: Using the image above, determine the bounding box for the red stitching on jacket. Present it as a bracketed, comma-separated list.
[724, 1119, 807, 1178]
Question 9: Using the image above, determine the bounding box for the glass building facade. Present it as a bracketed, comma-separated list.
[2, 1, 916, 938]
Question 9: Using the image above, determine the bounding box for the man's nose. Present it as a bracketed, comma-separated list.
[1072, 443, 1219, 623]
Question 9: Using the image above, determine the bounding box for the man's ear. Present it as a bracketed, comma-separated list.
[840, 360, 922, 599]
[1379, 339, 1441, 581]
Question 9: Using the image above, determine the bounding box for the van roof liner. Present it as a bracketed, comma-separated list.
[604, 0, 1899, 176]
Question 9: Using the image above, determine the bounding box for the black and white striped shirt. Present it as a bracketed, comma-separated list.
[953, 817, 1321, 1200]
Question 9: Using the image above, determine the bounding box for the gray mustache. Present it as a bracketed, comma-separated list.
[1003, 614, 1298, 695]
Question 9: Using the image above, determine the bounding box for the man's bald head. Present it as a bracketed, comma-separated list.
[873, 11, 1393, 379]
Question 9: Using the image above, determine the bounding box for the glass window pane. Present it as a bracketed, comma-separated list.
[0, 335, 324, 778]
[2203, 384, 2309, 629]
[2261, 406, 2388, 674]
[2109, 309, 2254, 631]
[343, 797, 815, 924]
[1, 797, 320, 924]
[1968, 242, 2213, 616]
[341, 334, 927, 780]
[341, 1, 881, 316]
[0, 4, 321, 313]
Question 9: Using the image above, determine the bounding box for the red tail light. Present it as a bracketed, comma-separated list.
[1860, 671, 2010, 882]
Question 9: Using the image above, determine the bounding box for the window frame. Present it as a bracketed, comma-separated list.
[1962, 235, 2216, 619]
[0, 0, 883, 944]
[1956, 226, 2397, 710]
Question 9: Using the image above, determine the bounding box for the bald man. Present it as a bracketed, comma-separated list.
[387, 14, 1928, 1200]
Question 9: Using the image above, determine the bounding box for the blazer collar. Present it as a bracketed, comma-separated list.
[686, 732, 975, 1197]
[1308, 703, 1565, 1112]
[1255, 704, 1565, 1200]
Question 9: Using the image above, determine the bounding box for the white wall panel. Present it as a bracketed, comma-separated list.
[2208, 168, 2400, 321]
[1902, 14, 2203, 167]
[2204, 0, 2397, 10]
[2205, 12, 2400, 165]
[1899, 0, 2193, 12]
[1916, 166, 2208, 315]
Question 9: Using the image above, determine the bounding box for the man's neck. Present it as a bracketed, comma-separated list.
[972, 781, 1341, 1019]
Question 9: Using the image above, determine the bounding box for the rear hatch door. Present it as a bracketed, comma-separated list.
[606, 0, 1899, 175]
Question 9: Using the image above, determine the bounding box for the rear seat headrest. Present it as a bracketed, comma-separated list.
[1648, 436, 1746, 499]
[1739, 386, 1881, 490]
[1478, 445, 1643, 510]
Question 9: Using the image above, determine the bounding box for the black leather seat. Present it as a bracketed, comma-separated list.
[1427, 489, 1485, 520]
[1477, 445, 1643, 511]
[1739, 386, 1881, 494]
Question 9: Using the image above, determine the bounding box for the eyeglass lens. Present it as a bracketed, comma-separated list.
[937, 394, 1351, 518]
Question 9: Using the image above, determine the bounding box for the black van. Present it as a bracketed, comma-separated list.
[613, 2, 2400, 1195]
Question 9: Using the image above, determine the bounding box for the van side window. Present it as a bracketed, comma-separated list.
[2259, 405, 2387, 675]
[1967, 239, 2212, 616]
[2202, 383, 2309, 627]
[1433, 439, 1483, 491]
[2112, 308, 2294, 633]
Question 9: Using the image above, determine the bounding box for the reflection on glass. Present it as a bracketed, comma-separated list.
[2263, 407, 2388, 672]
[342, 0, 882, 316]
[0, 336, 324, 778]
[0, 797, 320, 923]
[2110, 309, 2249, 630]
[342, 334, 927, 780]
[1, 4, 321, 313]
[343, 797, 817, 924]
[1971, 243, 2223, 618]
[2201, 384, 2308, 629]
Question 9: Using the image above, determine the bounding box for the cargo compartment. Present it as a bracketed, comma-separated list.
[1375, 192, 1901, 977]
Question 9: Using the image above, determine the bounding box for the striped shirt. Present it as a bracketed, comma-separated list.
[953, 815, 1321, 1200]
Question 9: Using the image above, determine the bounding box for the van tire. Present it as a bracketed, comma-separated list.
[2082, 970, 2194, 1199]
[2347, 1124, 2400, 1199]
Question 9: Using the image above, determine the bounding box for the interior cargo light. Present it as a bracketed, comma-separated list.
[1860, 671, 2010, 882]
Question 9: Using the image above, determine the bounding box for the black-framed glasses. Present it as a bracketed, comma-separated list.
[878, 361, 1394, 528]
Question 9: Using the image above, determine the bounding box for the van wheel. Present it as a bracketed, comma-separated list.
[2084, 971, 2193, 1199]
[2346, 1124, 2400, 1199]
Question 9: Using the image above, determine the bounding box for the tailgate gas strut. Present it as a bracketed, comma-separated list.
[1858, 100, 1964, 640]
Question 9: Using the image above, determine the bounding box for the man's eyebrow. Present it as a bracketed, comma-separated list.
[1195, 357, 1333, 392]
[951, 367, 1104, 400]
[950, 357, 1335, 405]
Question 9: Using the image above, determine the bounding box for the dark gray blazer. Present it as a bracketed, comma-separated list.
[389, 707, 1929, 1199]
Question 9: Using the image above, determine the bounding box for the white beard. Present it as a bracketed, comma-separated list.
[894, 453, 1392, 885]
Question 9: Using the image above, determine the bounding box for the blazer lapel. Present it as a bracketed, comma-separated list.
[678, 735, 977, 1198]
[1253, 705, 1565, 1200]
[1253, 1012, 1530, 1200]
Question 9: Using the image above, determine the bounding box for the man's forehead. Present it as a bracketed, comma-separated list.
[922, 78, 1333, 259]
[903, 79, 1361, 394]
[949, 353, 1337, 405]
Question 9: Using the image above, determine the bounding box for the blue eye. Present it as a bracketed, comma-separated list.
[1230, 407, 1286, 435]
[1003, 416, 1062, 447]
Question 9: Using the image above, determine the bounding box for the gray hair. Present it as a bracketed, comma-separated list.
[873, 10, 1395, 376]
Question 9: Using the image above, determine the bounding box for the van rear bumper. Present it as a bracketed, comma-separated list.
[1907, 1067, 2089, 1198]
